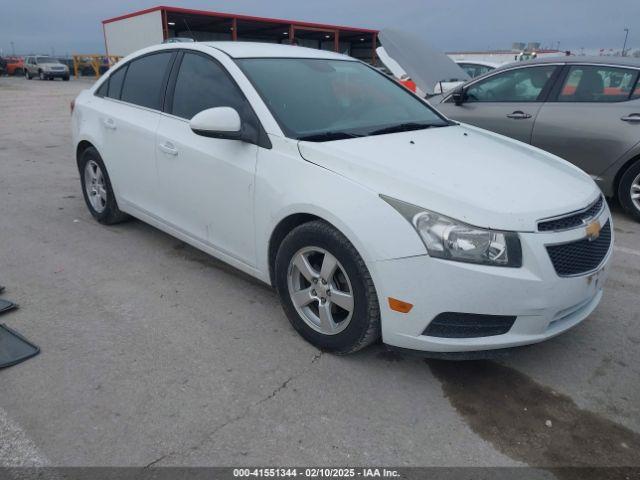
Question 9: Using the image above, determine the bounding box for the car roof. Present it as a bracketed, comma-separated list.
[501, 55, 640, 69]
[201, 41, 352, 60]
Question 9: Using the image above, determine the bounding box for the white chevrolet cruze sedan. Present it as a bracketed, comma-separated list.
[71, 42, 613, 354]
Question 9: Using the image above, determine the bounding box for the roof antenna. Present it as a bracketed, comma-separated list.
[182, 18, 196, 41]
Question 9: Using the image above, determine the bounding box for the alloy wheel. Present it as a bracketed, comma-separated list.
[287, 247, 354, 335]
[632, 173, 640, 212]
[84, 160, 107, 213]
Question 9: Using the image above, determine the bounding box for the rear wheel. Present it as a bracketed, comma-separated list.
[275, 221, 380, 354]
[79, 147, 128, 225]
[618, 160, 640, 222]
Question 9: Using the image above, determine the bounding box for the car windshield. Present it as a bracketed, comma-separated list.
[36, 56, 58, 64]
[236, 58, 450, 141]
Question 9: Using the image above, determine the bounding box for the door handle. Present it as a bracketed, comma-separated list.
[621, 114, 640, 123]
[102, 118, 116, 130]
[506, 111, 532, 120]
[158, 141, 178, 156]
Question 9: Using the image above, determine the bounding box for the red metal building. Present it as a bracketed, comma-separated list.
[102, 6, 379, 64]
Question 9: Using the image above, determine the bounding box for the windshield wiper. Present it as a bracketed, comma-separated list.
[298, 131, 363, 142]
[367, 122, 446, 136]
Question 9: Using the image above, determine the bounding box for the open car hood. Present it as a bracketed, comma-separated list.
[378, 29, 469, 95]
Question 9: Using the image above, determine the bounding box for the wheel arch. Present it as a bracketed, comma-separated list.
[267, 213, 324, 286]
[76, 140, 96, 170]
[614, 153, 640, 200]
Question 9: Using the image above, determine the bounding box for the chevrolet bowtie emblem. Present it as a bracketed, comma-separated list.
[585, 220, 601, 241]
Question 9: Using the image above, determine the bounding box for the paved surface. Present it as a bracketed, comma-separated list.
[0, 76, 639, 469]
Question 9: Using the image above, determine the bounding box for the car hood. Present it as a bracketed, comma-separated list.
[40, 62, 65, 68]
[297, 124, 599, 232]
[378, 29, 469, 95]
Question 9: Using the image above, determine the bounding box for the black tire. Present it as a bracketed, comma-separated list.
[618, 160, 640, 222]
[25, 70, 31, 80]
[78, 146, 129, 225]
[63, 75, 69, 81]
[275, 220, 380, 354]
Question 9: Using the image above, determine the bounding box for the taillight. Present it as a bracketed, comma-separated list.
[70, 99, 75, 115]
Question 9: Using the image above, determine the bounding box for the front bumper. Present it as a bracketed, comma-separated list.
[369, 207, 613, 352]
[41, 70, 68, 78]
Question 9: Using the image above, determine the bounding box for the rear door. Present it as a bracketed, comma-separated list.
[437, 64, 560, 143]
[96, 51, 175, 214]
[155, 50, 260, 265]
[531, 64, 640, 176]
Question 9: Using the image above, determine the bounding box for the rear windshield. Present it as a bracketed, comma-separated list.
[237, 58, 448, 140]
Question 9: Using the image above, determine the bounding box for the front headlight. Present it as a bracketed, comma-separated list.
[382, 195, 522, 267]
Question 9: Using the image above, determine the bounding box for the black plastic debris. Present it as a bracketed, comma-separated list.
[0, 299, 17, 315]
[0, 324, 40, 369]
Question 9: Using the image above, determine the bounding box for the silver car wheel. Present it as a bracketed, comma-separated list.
[632, 173, 640, 211]
[287, 247, 354, 336]
[84, 160, 107, 213]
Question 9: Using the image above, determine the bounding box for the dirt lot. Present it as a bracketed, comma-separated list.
[0, 76, 639, 470]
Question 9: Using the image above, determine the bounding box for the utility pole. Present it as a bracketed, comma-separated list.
[622, 28, 629, 56]
[10, 41, 15, 56]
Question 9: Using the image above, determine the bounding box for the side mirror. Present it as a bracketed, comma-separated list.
[451, 86, 465, 106]
[190, 107, 242, 140]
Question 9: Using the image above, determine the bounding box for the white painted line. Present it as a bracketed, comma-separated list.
[614, 246, 640, 257]
[0, 407, 49, 467]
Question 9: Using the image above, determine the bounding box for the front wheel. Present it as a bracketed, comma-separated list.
[275, 221, 380, 354]
[618, 160, 640, 222]
[79, 147, 128, 225]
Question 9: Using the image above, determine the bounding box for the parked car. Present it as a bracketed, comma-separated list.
[72, 43, 612, 354]
[434, 57, 640, 221]
[0, 57, 6, 76]
[5, 56, 25, 76]
[24, 55, 69, 80]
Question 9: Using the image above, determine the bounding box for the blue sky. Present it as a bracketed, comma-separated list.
[1, 0, 637, 56]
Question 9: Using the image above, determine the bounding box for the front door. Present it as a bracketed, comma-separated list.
[156, 51, 259, 265]
[437, 64, 560, 144]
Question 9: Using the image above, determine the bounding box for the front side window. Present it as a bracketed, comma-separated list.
[237, 58, 448, 140]
[558, 65, 639, 102]
[464, 65, 557, 102]
[171, 53, 246, 119]
[120, 52, 173, 110]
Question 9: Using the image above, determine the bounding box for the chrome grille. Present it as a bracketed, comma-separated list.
[538, 196, 604, 232]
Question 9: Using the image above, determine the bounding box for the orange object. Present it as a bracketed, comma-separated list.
[5, 57, 24, 76]
[401, 79, 417, 92]
[388, 297, 413, 313]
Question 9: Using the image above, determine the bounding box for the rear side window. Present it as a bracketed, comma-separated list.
[96, 81, 108, 97]
[107, 66, 127, 99]
[558, 65, 639, 102]
[170, 52, 246, 119]
[120, 52, 173, 110]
